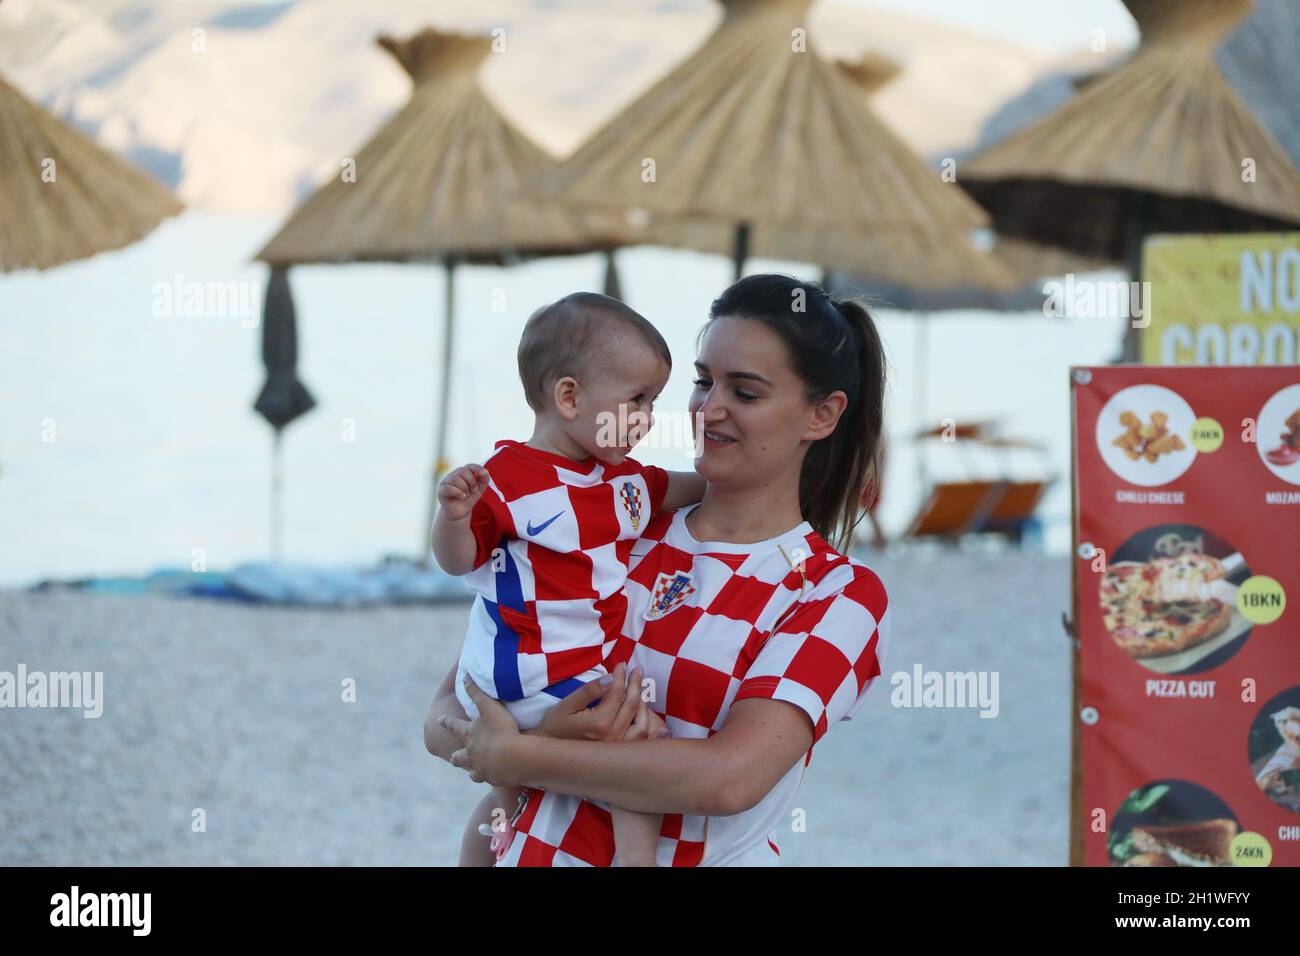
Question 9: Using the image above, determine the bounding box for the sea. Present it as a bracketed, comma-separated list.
[0, 211, 1128, 587]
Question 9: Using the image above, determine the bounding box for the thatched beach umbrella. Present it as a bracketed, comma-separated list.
[828, 51, 1107, 306]
[0, 73, 181, 272]
[962, 0, 1300, 358]
[256, 28, 633, 554]
[538, 0, 1010, 290]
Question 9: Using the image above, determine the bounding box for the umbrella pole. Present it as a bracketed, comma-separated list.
[603, 248, 623, 300]
[1118, 194, 1149, 363]
[425, 255, 457, 558]
[732, 222, 750, 282]
[915, 311, 930, 495]
[271, 428, 283, 561]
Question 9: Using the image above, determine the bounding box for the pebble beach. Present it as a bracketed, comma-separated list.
[0, 548, 1072, 866]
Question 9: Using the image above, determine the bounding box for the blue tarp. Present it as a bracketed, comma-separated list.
[35, 557, 471, 608]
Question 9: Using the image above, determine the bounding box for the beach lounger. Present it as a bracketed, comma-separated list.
[975, 479, 1054, 543]
[904, 480, 1008, 540]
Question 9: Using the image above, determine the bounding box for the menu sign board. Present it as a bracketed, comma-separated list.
[1071, 365, 1299, 867]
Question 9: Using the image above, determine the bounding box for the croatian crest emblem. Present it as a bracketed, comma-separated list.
[619, 480, 643, 532]
[644, 571, 696, 620]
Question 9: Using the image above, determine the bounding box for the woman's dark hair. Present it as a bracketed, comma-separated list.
[704, 273, 886, 552]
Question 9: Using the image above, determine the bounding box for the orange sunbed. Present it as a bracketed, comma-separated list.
[904, 480, 1008, 539]
[976, 480, 1053, 540]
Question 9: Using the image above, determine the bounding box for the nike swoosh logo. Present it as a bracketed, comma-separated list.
[526, 512, 564, 536]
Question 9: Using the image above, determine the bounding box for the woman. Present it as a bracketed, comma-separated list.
[425, 273, 891, 866]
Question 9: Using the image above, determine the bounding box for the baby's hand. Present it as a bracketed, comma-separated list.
[437, 464, 490, 522]
[624, 701, 671, 742]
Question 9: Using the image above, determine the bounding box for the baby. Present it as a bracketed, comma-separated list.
[431, 292, 704, 866]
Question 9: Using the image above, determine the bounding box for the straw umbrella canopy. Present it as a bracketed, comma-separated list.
[815, 50, 1090, 498]
[256, 28, 634, 555]
[961, 0, 1300, 357]
[258, 29, 629, 267]
[828, 51, 1108, 305]
[0, 73, 181, 272]
[538, 0, 1011, 290]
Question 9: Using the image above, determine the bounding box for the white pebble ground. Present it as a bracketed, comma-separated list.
[0, 549, 1071, 866]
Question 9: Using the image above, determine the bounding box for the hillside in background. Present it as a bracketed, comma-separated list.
[0, 0, 1112, 213]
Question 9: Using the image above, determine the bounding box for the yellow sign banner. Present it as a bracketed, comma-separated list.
[1142, 233, 1300, 365]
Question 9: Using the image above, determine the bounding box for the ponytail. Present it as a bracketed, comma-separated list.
[826, 298, 887, 550]
[706, 275, 888, 552]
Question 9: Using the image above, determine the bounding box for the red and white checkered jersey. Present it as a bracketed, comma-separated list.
[496, 504, 890, 867]
[456, 440, 669, 707]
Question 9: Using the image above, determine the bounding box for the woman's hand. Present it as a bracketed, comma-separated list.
[438, 676, 522, 785]
[439, 667, 672, 788]
[539, 662, 660, 742]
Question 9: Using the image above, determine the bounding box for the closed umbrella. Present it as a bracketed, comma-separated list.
[253, 267, 316, 560]
[256, 28, 635, 555]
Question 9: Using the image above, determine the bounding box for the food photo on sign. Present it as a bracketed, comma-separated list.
[1099, 524, 1253, 675]
[1107, 781, 1242, 868]
[1249, 691, 1300, 816]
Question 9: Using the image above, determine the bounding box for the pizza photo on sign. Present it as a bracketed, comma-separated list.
[1094, 384, 1197, 487]
[1098, 524, 1252, 675]
[1248, 688, 1300, 816]
[1256, 384, 1300, 485]
[1108, 780, 1240, 868]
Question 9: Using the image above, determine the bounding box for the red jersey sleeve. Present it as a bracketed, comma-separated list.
[468, 486, 514, 570]
[642, 464, 670, 514]
[733, 562, 889, 746]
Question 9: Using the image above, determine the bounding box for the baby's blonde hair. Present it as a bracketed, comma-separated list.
[517, 292, 670, 413]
